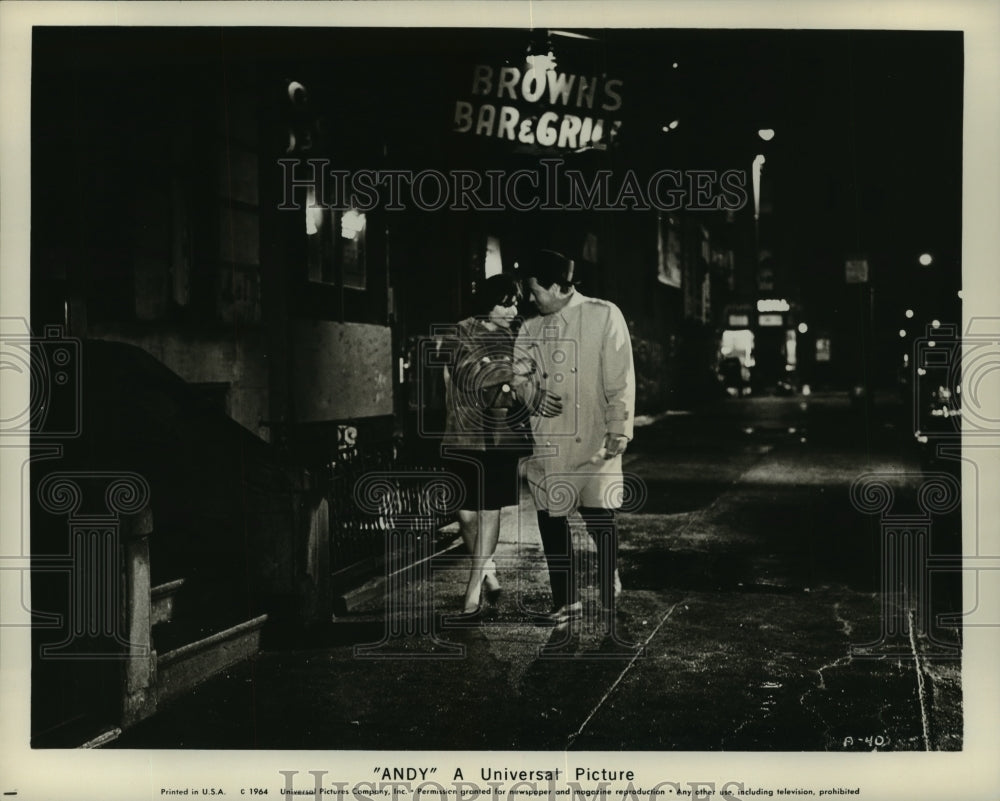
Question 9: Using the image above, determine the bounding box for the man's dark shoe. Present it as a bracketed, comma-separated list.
[535, 601, 583, 627]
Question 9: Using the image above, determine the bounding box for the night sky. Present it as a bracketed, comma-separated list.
[598, 28, 963, 325]
[34, 26, 964, 342]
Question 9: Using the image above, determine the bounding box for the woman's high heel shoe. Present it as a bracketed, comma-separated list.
[461, 581, 484, 616]
[482, 570, 502, 606]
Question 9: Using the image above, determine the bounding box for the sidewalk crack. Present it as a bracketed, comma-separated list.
[564, 597, 687, 749]
[832, 601, 853, 639]
[908, 609, 933, 751]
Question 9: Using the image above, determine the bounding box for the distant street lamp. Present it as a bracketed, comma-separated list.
[752, 127, 775, 223]
[751, 152, 766, 261]
[919, 253, 934, 266]
[752, 154, 766, 222]
[905, 309, 914, 318]
[899, 329, 907, 338]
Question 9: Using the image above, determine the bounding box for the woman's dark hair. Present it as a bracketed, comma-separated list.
[472, 273, 522, 316]
[518, 249, 577, 291]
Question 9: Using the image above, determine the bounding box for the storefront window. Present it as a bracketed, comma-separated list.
[305, 194, 367, 291]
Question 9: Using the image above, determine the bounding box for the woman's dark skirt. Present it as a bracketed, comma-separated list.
[443, 447, 525, 511]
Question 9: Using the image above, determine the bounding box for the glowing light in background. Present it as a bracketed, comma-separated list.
[305, 186, 324, 236]
[525, 52, 557, 73]
[752, 154, 765, 220]
[484, 236, 503, 278]
[340, 209, 366, 240]
[757, 298, 790, 313]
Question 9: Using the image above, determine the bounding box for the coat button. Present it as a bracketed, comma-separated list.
[542, 372, 549, 379]
[571, 367, 578, 373]
[575, 437, 582, 443]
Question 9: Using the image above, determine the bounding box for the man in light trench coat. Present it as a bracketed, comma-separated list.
[513, 249, 636, 628]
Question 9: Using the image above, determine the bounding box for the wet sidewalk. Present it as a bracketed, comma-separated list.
[112, 401, 963, 751]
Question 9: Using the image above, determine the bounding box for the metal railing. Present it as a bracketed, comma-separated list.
[325, 437, 455, 577]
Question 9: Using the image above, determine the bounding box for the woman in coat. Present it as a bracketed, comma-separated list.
[438, 274, 534, 615]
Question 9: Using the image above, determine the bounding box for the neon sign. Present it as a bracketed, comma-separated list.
[454, 61, 624, 152]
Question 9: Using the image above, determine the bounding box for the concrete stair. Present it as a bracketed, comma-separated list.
[155, 614, 268, 703]
[151, 578, 185, 625]
[137, 578, 268, 719]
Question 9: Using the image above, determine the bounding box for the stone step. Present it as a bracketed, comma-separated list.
[150, 578, 186, 626]
[156, 614, 268, 704]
